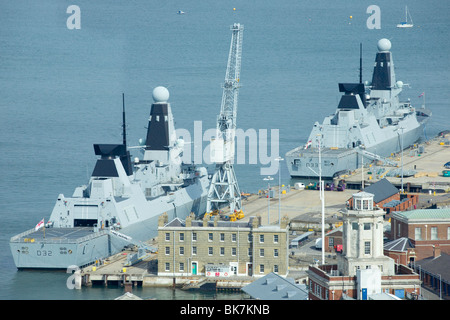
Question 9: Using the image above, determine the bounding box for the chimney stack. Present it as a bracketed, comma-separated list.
[433, 245, 441, 258]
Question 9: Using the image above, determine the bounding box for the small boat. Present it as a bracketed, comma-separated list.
[177, 10, 185, 15]
[397, 6, 413, 28]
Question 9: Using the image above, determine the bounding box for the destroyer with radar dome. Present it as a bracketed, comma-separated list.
[286, 38, 431, 179]
[10, 86, 210, 269]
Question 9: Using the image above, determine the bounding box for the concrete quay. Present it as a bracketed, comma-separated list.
[239, 188, 353, 231]
[338, 136, 450, 193]
[237, 135, 450, 231]
[80, 251, 154, 288]
[80, 250, 252, 290]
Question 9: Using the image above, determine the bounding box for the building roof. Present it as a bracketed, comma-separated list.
[369, 293, 402, 300]
[363, 178, 398, 203]
[165, 217, 185, 227]
[163, 217, 252, 229]
[392, 208, 450, 222]
[326, 226, 343, 236]
[161, 216, 286, 231]
[291, 231, 314, 243]
[353, 191, 375, 199]
[415, 253, 450, 282]
[384, 237, 415, 252]
[242, 272, 308, 300]
[114, 292, 143, 300]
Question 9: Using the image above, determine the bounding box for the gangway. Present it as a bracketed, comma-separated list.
[108, 229, 157, 266]
[357, 148, 398, 167]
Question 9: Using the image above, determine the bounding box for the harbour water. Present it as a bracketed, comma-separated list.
[1, 0, 448, 299]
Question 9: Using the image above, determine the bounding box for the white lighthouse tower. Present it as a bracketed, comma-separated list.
[338, 192, 395, 277]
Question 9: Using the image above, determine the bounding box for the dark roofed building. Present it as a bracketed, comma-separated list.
[347, 178, 418, 214]
[411, 252, 450, 300]
[364, 178, 399, 204]
[242, 272, 308, 300]
[384, 237, 416, 266]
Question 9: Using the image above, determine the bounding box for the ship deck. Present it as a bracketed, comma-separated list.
[11, 227, 101, 244]
[287, 146, 356, 157]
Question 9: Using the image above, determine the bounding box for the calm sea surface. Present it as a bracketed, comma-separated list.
[0, 0, 448, 299]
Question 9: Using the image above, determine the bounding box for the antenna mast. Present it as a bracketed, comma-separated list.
[359, 43, 363, 84]
[122, 93, 127, 147]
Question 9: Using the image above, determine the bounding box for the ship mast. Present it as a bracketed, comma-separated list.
[120, 93, 132, 176]
[122, 93, 127, 147]
[206, 23, 244, 215]
[359, 43, 363, 84]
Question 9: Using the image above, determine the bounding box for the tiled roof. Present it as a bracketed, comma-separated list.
[164, 218, 185, 227]
[415, 253, 450, 282]
[242, 272, 308, 300]
[393, 208, 450, 221]
[163, 217, 252, 229]
[384, 237, 414, 252]
[364, 178, 398, 203]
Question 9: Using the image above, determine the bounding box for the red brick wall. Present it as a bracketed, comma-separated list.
[384, 250, 409, 265]
[308, 265, 421, 300]
[377, 194, 400, 208]
[391, 216, 450, 259]
[385, 194, 419, 213]
[324, 231, 343, 253]
[348, 194, 419, 214]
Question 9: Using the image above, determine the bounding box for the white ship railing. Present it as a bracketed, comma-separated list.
[10, 228, 109, 244]
[10, 228, 35, 242]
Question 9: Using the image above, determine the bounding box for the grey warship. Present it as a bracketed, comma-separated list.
[286, 38, 431, 179]
[10, 87, 210, 269]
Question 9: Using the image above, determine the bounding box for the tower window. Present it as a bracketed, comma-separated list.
[364, 241, 371, 255]
[363, 200, 370, 210]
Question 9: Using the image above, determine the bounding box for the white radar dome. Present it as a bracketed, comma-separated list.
[152, 86, 170, 103]
[377, 38, 391, 52]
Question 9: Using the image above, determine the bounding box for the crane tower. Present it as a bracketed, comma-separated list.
[206, 23, 243, 215]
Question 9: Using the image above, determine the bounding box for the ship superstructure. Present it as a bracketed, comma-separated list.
[286, 39, 431, 179]
[10, 87, 210, 269]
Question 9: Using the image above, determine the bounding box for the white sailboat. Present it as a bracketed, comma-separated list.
[397, 6, 413, 28]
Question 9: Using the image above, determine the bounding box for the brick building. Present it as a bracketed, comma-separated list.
[412, 250, 450, 300]
[389, 208, 450, 261]
[347, 178, 419, 215]
[383, 237, 416, 266]
[307, 192, 421, 300]
[324, 226, 343, 253]
[157, 212, 289, 278]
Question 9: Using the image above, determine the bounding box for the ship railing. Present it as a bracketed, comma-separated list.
[357, 149, 397, 167]
[10, 228, 110, 244]
[75, 229, 109, 244]
[10, 228, 36, 242]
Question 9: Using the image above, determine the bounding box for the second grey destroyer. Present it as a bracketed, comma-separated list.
[286, 38, 431, 179]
